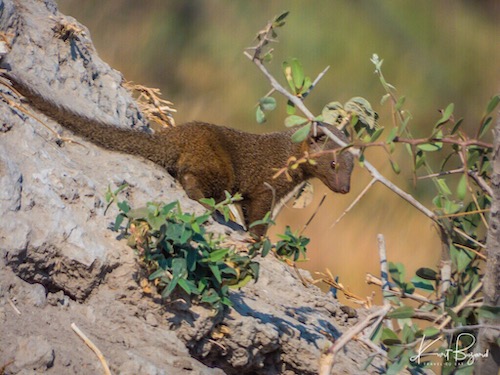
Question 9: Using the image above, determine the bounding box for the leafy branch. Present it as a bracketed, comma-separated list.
[246, 12, 499, 374]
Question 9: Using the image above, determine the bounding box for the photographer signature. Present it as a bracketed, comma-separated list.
[410, 333, 489, 366]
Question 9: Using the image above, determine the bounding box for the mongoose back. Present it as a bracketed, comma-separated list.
[10, 78, 354, 236]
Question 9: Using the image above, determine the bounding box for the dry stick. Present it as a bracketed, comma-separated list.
[453, 243, 487, 260]
[417, 168, 464, 180]
[331, 177, 377, 228]
[468, 171, 493, 197]
[299, 194, 327, 235]
[453, 227, 486, 249]
[319, 305, 391, 375]
[419, 168, 493, 197]
[366, 274, 438, 305]
[244, 52, 452, 298]
[6, 297, 21, 315]
[71, 323, 112, 375]
[377, 234, 393, 330]
[436, 281, 483, 330]
[302, 65, 330, 99]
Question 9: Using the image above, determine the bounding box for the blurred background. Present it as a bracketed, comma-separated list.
[59, 0, 499, 306]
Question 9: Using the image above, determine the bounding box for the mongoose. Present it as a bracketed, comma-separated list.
[9, 77, 354, 236]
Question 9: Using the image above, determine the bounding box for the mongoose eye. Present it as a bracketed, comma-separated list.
[331, 161, 336, 169]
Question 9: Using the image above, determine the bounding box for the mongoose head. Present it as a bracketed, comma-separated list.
[303, 124, 353, 194]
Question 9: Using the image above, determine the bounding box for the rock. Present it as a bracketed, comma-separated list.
[13, 336, 55, 373]
[17, 283, 47, 307]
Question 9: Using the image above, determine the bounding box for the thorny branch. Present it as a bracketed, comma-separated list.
[244, 43, 453, 299]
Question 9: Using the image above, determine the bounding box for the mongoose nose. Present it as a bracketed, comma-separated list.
[339, 185, 350, 194]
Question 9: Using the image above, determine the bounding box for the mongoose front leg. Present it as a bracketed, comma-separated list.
[180, 173, 207, 202]
[243, 193, 274, 237]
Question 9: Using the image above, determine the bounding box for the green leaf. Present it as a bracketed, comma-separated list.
[386, 127, 398, 143]
[291, 122, 312, 143]
[398, 115, 411, 136]
[209, 248, 230, 262]
[417, 142, 442, 152]
[390, 159, 401, 174]
[201, 289, 220, 304]
[209, 264, 222, 284]
[387, 306, 415, 319]
[457, 174, 468, 200]
[451, 118, 464, 134]
[403, 281, 415, 295]
[477, 306, 500, 320]
[199, 198, 215, 210]
[345, 97, 378, 129]
[395, 96, 406, 111]
[411, 275, 435, 291]
[178, 278, 198, 295]
[389, 262, 406, 285]
[172, 258, 187, 278]
[416, 267, 438, 280]
[478, 116, 493, 139]
[160, 201, 178, 215]
[256, 106, 266, 124]
[416, 327, 440, 338]
[259, 96, 277, 111]
[229, 274, 254, 289]
[148, 268, 166, 281]
[286, 100, 296, 115]
[285, 115, 308, 127]
[113, 213, 126, 231]
[322, 101, 345, 125]
[291, 59, 305, 91]
[435, 103, 454, 126]
[415, 150, 426, 169]
[117, 200, 131, 213]
[282, 60, 296, 92]
[437, 178, 452, 196]
[162, 277, 178, 298]
[450, 244, 474, 273]
[370, 127, 384, 142]
[381, 327, 399, 342]
[273, 11, 289, 26]
[486, 94, 500, 115]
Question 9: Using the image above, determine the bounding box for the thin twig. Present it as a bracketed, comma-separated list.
[6, 297, 21, 315]
[417, 168, 464, 180]
[453, 243, 487, 260]
[358, 336, 387, 358]
[377, 234, 393, 330]
[438, 208, 490, 219]
[316, 269, 368, 306]
[436, 281, 483, 330]
[366, 274, 440, 305]
[319, 305, 391, 375]
[302, 65, 330, 98]
[442, 324, 500, 334]
[331, 178, 377, 228]
[299, 194, 327, 235]
[468, 171, 493, 197]
[71, 323, 112, 375]
[453, 227, 486, 249]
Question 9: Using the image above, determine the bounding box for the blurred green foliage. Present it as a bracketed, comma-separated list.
[60, 1, 498, 134]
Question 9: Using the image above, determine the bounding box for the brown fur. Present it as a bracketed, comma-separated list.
[10, 78, 353, 236]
